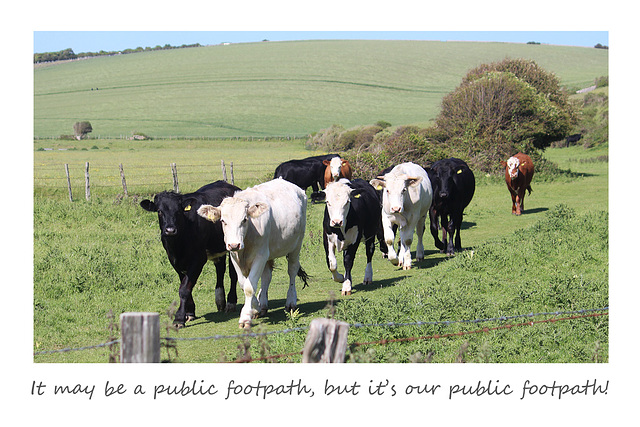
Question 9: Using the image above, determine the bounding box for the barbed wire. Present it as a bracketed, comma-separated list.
[33, 307, 609, 357]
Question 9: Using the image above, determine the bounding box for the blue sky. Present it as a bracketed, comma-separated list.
[33, 31, 609, 54]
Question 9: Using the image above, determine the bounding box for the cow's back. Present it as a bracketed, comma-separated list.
[240, 178, 307, 257]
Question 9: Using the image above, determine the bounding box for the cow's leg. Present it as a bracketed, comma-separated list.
[445, 215, 456, 256]
[415, 215, 426, 262]
[226, 254, 238, 312]
[174, 260, 205, 326]
[285, 251, 302, 312]
[324, 232, 345, 283]
[515, 190, 524, 215]
[430, 208, 445, 251]
[238, 255, 267, 328]
[453, 211, 464, 252]
[382, 214, 398, 265]
[341, 238, 360, 296]
[509, 188, 518, 214]
[398, 226, 415, 270]
[213, 257, 227, 312]
[257, 260, 274, 317]
[363, 233, 375, 286]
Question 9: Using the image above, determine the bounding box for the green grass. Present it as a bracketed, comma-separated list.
[33, 143, 608, 363]
[34, 40, 608, 138]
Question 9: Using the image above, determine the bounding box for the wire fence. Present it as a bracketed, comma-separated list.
[33, 307, 609, 362]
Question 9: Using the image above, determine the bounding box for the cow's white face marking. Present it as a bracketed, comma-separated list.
[382, 174, 421, 215]
[329, 157, 343, 180]
[198, 197, 268, 251]
[507, 157, 520, 179]
[324, 181, 352, 231]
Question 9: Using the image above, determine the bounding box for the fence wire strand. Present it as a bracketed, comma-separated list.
[33, 307, 608, 357]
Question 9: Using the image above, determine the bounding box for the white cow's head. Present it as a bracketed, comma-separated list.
[506, 156, 520, 179]
[197, 197, 269, 251]
[324, 180, 360, 230]
[370, 173, 422, 214]
[323, 157, 344, 181]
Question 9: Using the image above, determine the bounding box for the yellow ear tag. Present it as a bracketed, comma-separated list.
[184, 205, 191, 211]
[353, 193, 361, 199]
[376, 185, 383, 190]
[457, 169, 463, 174]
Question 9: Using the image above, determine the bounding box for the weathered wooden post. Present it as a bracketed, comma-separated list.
[64, 164, 73, 202]
[119, 163, 128, 197]
[302, 318, 350, 363]
[171, 163, 179, 192]
[84, 162, 90, 201]
[230, 161, 235, 185]
[120, 312, 160, 363]
[221, 160, 227, 182]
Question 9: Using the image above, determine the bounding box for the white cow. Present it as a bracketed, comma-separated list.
[370, 162, 433, 270]
[197, 178, 308, 328]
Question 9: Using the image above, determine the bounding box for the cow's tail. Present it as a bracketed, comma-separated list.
[297, 266, 310, 289]
[527, 185, 533, 195]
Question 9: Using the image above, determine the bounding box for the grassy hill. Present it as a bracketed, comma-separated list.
[34, 39, 608, 138]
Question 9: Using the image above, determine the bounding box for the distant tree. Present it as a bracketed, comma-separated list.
[594, 43, 609, 49]
[73, 121, 93, 140]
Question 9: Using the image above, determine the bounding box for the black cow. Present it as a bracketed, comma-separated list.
[427, 158, 475, 256]
[319, 178, 383, 295]
[140, 181, 241, 326]
[565, 133, 582, 146]
[274, 154, 340, 193]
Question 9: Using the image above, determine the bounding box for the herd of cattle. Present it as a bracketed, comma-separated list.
[140, 152, 534, 328]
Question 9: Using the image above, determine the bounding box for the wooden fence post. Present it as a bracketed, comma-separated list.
[64, 164, 73, 202]
[120, 312, 160, 363]
[171, 163, 179, 192]
[230, 161, 235, 185]
[302, 318, 350, 363]
[221, 160, 227, 182]
[84, 162, 90, 201]
[119, 163, 128, 197]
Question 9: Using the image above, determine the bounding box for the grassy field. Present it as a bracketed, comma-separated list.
[33, 142, 608, 363]
[34, 40, 608, 138]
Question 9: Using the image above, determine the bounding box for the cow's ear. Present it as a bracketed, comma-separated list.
[350, 189, 363, 199]
[370, 178, 385, 190]
[248, 202, 269, 218]
[323, 159, 331, 166]
[140, 199, 157, 212]
[406, 176, 423, 187]
[197, 205, 221, 223]
[500, 161, 507, 167]
[182, 197, 197, 212]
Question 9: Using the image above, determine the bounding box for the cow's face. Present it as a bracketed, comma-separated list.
[507, 157, 520, 179]
[324, 181, 356, 229]
[324, 157, 344, 181]
[372, 174, 422, 214]
[140, 192, 193, 237]
[198, 197, 268, 251]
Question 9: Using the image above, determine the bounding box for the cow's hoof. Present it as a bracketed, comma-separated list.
[224, 303, 237, 313]
[239, 322, 252, 329]
[259, 308, 268, 318]
[216, 303, 226, 312]
[402, 264, 412, 271]
[174, 322, 186, 329]
[186, 315, 196, 322]
[341, 290, 351, 296]
[390, 258, 399, 266]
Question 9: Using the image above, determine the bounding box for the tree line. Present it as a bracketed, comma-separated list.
[34, 43, 203, 63]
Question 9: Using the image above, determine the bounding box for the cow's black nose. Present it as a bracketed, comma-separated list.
[164, 227, 177, 236]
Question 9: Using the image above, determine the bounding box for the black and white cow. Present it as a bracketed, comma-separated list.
[427, 158, 475, 256]
[274, 154, 340, 192]
[319, 179, 383, 295]
[140, 181, 240, 326]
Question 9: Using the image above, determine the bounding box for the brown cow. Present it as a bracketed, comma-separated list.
[323, 157, 353, 188]
[500, 153, 534, 215]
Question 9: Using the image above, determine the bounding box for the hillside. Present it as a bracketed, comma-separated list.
[34, 40, 608, 138]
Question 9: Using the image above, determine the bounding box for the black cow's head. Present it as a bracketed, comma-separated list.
[429, 165, 463, 207]
[140, 192, 198, 237]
